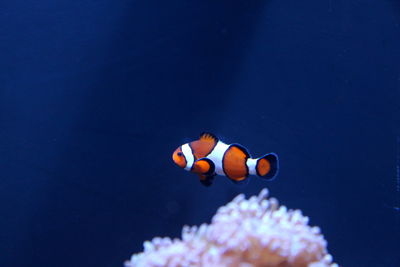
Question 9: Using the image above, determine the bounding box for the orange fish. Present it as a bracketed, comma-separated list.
[172, 132, 279, 186]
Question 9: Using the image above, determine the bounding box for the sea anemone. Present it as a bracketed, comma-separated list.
[125, 189, 337, 267]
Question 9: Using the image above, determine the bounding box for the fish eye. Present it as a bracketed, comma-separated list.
[177, 152, 183, 156]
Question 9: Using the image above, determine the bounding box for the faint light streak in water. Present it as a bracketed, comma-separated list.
[396, 135, 400, 212]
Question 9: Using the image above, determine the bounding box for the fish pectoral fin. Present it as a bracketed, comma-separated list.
[192, 158, 215, 175]
[193, 158, 216, 186]
[198, 174, 215, 187]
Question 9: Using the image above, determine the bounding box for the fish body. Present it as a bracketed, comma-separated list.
[172, 132, 279, 186]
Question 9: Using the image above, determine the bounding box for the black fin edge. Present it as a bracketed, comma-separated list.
[202, 158, 215, 175]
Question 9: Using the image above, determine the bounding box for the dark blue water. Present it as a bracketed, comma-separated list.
[1, 1, 399, 266]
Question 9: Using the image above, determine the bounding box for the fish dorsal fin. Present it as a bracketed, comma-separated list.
[199, 132, 218, 143]
[191, 134, 218, 160]
[229, 143, 251, 158]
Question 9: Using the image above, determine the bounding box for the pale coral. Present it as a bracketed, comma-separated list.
[125, 189, 337, 267]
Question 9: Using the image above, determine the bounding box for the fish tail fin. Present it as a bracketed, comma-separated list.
[256, 153, 279, 180]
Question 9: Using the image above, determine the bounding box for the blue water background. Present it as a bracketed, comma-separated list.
[1, 1, 399, 266]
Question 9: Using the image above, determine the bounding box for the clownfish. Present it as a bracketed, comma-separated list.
[172, 132, 279, 186]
